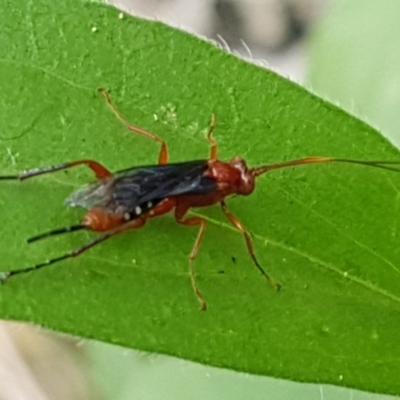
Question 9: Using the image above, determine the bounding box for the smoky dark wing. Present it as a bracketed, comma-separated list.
[65, 159, 217, 214]
[113, 159, 217, 208]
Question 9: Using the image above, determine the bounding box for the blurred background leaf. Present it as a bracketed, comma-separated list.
[308, 0, 400, 146]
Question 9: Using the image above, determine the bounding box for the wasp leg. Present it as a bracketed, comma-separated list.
[0, 159, 112, 181]
[99, 88, 169, 165]
[207, 113, 217, 160]
[0, 217, 146, 283]
[175, 206, 208, 311]
[220, 201, 281, 291]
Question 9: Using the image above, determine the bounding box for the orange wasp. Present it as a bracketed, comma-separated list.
[1, 89, 400, 310]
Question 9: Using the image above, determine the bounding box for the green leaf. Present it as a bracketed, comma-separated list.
[0, 0, 400, 396]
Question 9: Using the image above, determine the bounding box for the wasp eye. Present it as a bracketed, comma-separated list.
[230, 157, 248, 172]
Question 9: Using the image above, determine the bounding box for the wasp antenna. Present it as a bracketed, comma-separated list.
[28, 223, 87, 243]
[332, 159, 400, 173]
[251, 157, 334, 177]
[251, 157, 400, 177]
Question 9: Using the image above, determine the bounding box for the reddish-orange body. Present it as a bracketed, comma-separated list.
[83, 157, 255, 232]
[2, 88, 400, 310]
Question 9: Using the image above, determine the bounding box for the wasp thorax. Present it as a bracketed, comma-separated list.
[229, 157, 255, 195]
